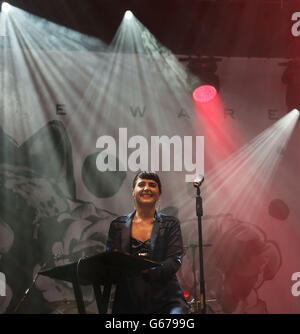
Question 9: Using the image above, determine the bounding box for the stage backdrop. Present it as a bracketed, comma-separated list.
[0, 14, 300, 314]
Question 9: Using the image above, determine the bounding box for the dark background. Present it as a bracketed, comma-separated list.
[2, 0, 300, 58]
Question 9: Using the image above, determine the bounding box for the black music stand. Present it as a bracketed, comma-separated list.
[40, 251, 160, 314]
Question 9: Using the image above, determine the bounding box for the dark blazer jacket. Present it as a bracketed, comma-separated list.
[106, 211, 189, 314]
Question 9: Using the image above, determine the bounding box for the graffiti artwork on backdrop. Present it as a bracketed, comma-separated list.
[0, 119, 183, 313]
[178, 214, 282, 314]
[0, 118, 283, 314]
[0, 120, 124, 313]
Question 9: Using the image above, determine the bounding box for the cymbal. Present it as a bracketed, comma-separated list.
[46, 300, 95, 314]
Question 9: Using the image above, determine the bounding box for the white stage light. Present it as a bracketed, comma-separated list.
[1, 2, 11, 13]
[291, 108, 300, 115]
[124, 10, 133, 20]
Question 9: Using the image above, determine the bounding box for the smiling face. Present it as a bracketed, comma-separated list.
[132, 177, 161, 207]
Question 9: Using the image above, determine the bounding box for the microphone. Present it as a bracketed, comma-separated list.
[193, 174, 204, 188]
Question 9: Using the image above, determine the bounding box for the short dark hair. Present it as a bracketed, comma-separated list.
[132, 171, 162, 194]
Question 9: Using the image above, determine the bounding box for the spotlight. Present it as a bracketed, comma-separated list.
[1, 2, 11, 13]
[193, 85, 217, 103]
[124, 10, 133, 20]
[281, 60, 300, 112]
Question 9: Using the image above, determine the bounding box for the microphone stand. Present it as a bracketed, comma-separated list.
[195, 184, 206, 314]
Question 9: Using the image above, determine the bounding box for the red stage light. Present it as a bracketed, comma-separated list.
[193, 85, 217, 103]
[183, 290, 190, 299]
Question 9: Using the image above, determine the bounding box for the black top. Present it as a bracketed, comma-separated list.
[130, 237, 152, 259]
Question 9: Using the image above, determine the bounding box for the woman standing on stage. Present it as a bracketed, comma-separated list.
[106, 171, 189, 314]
